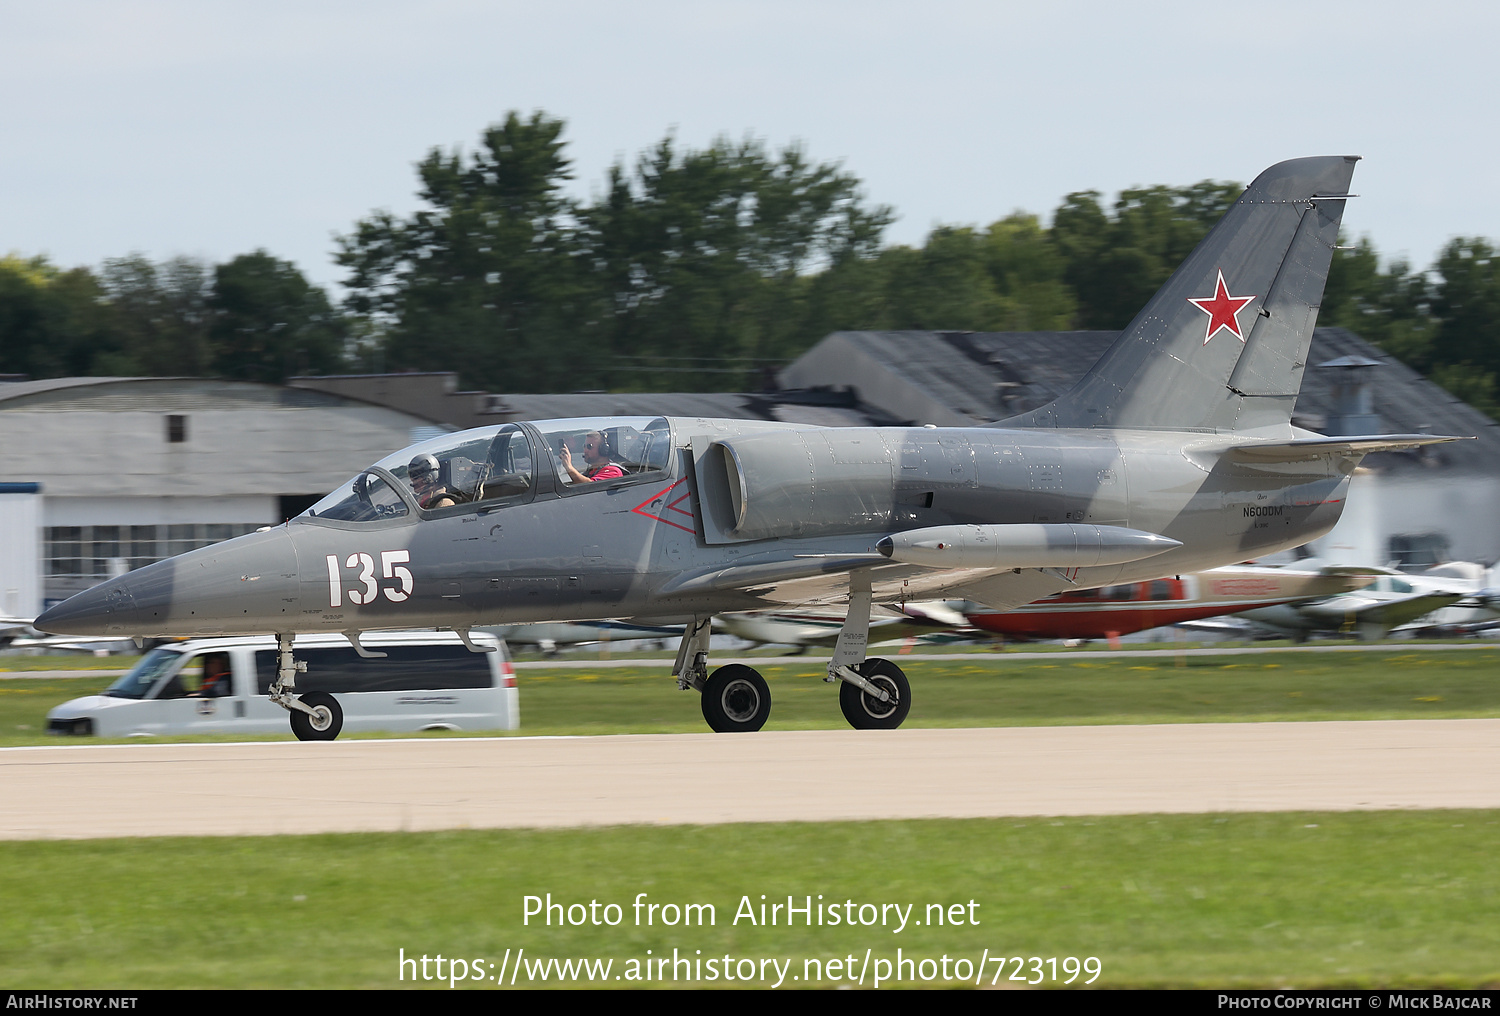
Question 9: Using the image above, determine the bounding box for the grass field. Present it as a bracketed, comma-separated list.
[4, 647, 1498, 744]
[6, 647, 1498, 988]
[2, 812, 1497, 988]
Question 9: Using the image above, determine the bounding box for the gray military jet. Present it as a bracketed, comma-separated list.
[37, 156, 1463, 739]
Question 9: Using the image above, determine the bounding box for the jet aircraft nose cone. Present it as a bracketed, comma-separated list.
[36, 526, 301, 639]
[35, 580, 138, 636]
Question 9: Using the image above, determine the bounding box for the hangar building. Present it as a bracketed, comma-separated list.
[0, 378, 444, 609]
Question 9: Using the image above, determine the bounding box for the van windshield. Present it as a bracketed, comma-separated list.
[103, 649, 182, 699]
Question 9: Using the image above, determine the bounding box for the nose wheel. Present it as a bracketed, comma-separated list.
[700, 665, 771, 733]
[289, 691, 344, 741]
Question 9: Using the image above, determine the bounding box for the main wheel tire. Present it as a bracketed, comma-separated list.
[839, 658, 910, 730]
[701, 665, 771, 733]
[290, 691, 344, 741]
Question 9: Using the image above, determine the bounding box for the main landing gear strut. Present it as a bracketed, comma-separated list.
[268, 633, 344, 741]
[824, 570, 911, 730]
[677, 571, 911, 734]
[675, 618, 771, 733]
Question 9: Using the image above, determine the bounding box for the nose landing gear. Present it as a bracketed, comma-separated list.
[269, 633, 346, 741]
[289, 690, 345, 741]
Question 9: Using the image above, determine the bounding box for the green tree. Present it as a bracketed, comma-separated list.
[0, 255, 121, 377]
[824, 214, 1074, 335]
[1427, 238, 1500, 418]
[1052, 181, 1241, 328]
[586, 134, 891, 388]
[1321, 237, 1436, 369]
[979, 213, 1076, 330]
[98, 254, 216, 376]
[337, 111, 599, 393]
[1431, 238, 1500, 371]
[209, 251, 347, 382]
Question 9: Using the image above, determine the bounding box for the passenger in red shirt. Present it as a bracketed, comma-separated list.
[561, 431, 625, 483]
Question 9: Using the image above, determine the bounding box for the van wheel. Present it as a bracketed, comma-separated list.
[290, 692, 343, 741]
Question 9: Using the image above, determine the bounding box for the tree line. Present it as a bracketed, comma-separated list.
[0, 250, 347, 383]
[3, 110, 1497, 416]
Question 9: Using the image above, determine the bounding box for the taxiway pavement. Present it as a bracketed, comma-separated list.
[3, 719, 1498, 840]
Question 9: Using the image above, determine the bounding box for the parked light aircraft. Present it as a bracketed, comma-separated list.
[1229, 562, 1499, 640]
[962, 564, 1375, 641]
[37, 156, 1465, 738]
[0, 615, 33, 646]
[0, 616, 137, 654]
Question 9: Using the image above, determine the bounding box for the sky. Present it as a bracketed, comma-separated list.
[3, 1, 1496, 293]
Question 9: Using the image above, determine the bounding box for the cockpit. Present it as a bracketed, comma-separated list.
[532, 416, 673, 486]
[302, 417, 673, 524]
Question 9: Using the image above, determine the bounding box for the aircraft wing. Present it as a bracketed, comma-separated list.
[1175, 617, 1258, 635]
[715, 606, 968, 649]
[660, 524, 1181, 611]
[484, 620, 686, 648]
[3, 633, 137, 652]
[1297, 591, 1466, 629]
[896, 600, 971, 628]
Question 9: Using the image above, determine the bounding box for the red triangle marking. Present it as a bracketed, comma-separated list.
[632, 480, 696, 533]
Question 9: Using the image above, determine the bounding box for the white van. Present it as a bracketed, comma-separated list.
[46, 631, 518, 740]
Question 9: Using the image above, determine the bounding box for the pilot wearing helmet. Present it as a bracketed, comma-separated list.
[408, 452, 458, 509]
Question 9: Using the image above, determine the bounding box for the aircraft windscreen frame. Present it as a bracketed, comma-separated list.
[303, 417, 673, 524]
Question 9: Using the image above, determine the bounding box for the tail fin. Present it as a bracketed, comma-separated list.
[1009, 156, 1359, 433]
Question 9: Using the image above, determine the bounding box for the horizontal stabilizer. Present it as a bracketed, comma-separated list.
[876, 524, 1180, 570]
[1228, 434, 1468, 463]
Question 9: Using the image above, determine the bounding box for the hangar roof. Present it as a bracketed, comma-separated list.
[491, 390, 900, 428]
[0, 377, 444, 498]
[0, 377, 351, 412]
[289, 374, 902, 429]
[779, 328, 1500, 473]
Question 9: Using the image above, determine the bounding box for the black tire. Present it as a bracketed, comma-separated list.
[839, 658, 910, 730]
[290, 691, 344, 741]
[700, 665, 771, 733]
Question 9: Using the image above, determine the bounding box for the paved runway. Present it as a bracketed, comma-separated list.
[3, 719, 1498, 840]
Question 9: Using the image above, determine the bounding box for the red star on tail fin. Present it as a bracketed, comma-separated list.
[1188, 269, 1256, 345]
